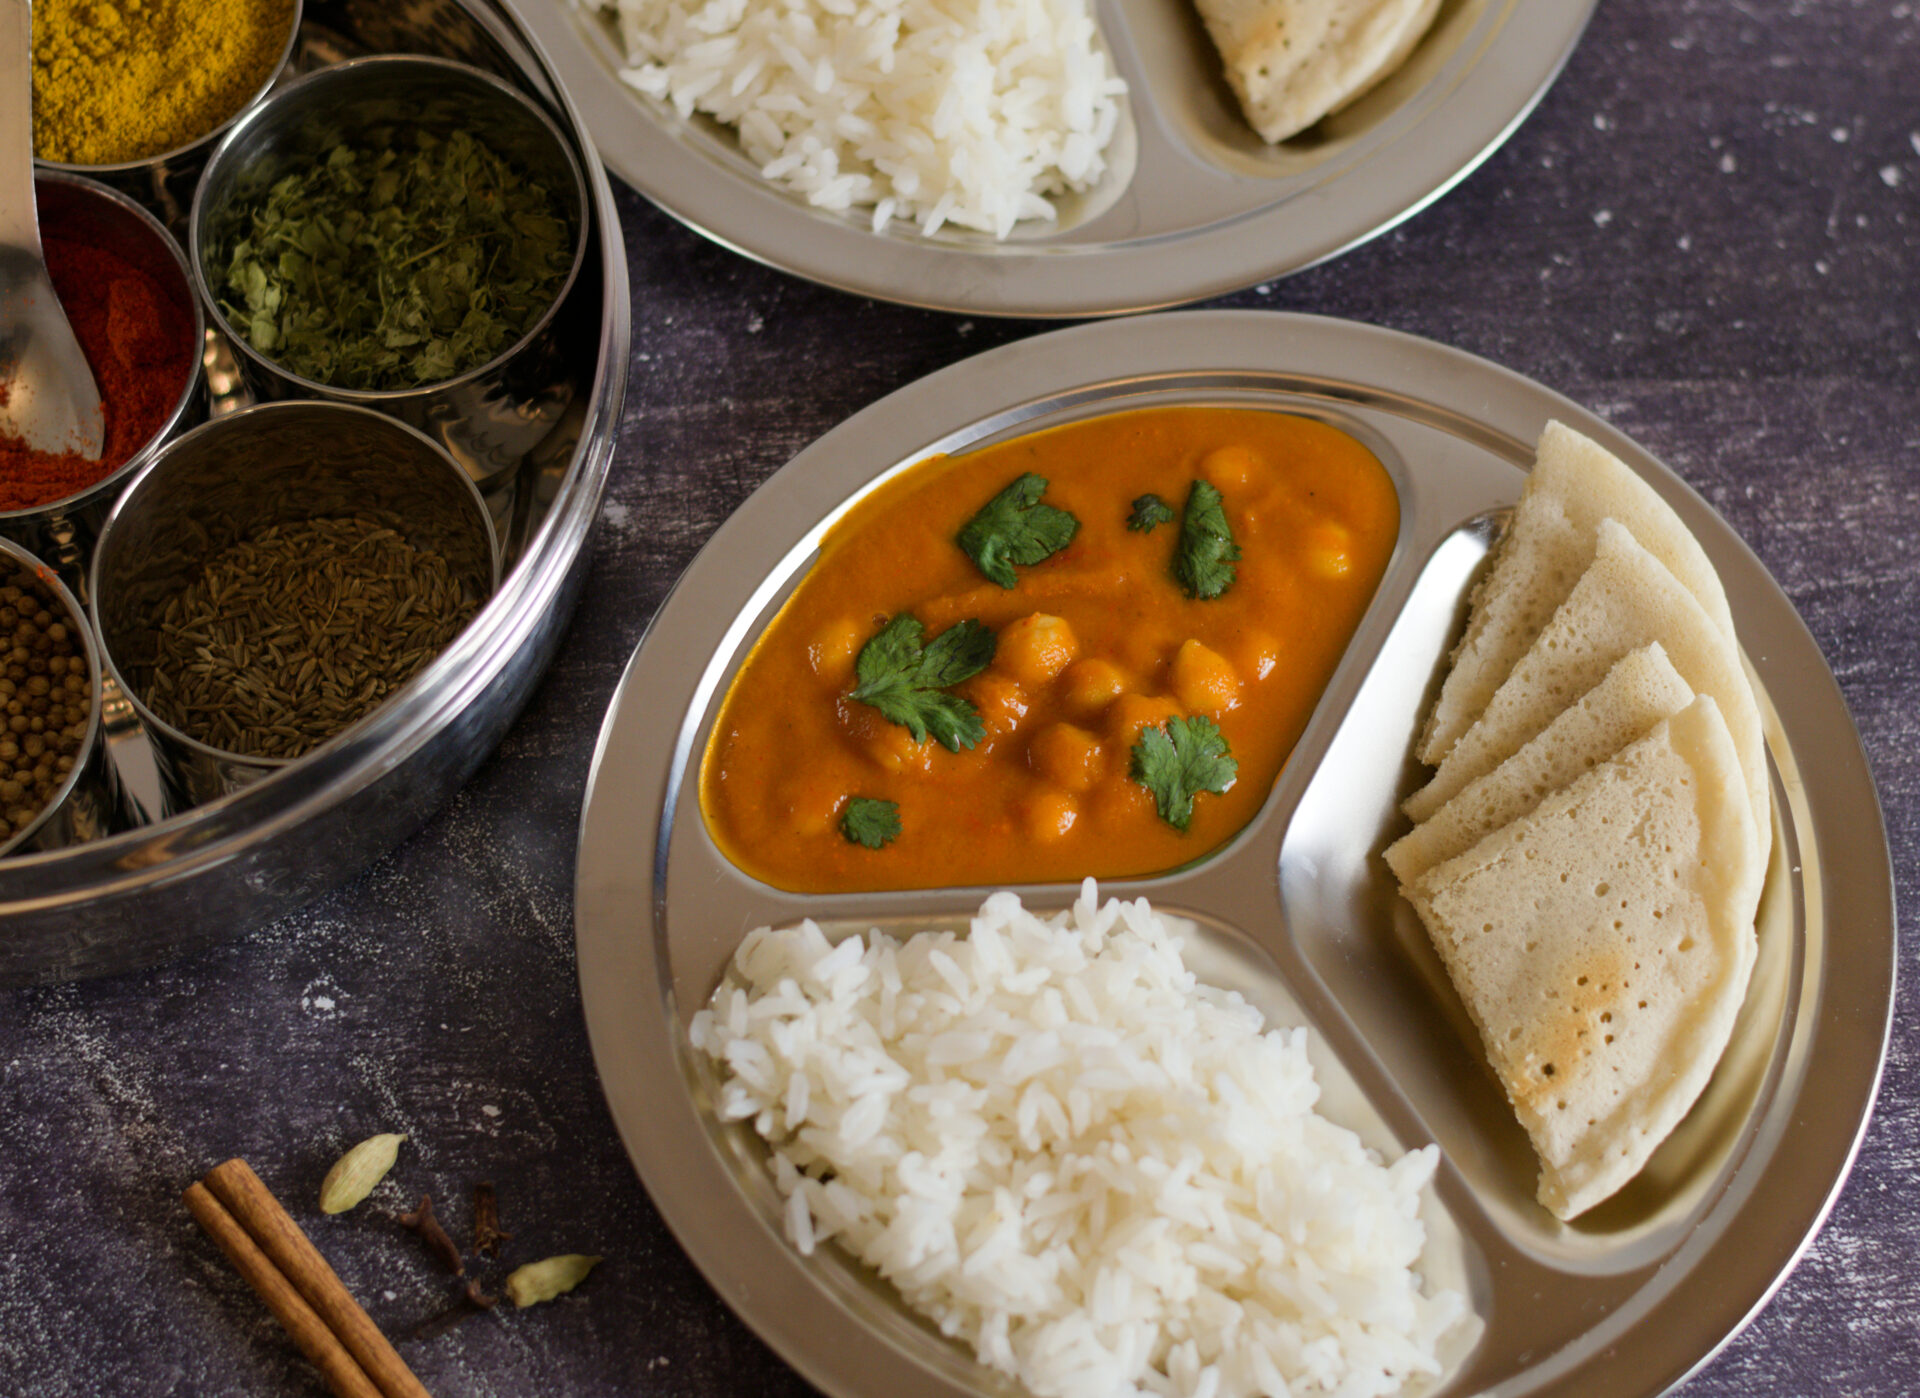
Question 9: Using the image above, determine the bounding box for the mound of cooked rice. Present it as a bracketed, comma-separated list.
[599, 0, 1125, 238]
[691, 881, 1468, 1398]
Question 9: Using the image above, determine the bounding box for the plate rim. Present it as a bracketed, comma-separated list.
[508, 0, 1600, 316]
[574, 309, 1896, 1397]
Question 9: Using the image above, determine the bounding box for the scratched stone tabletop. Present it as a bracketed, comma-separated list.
[3, 0, 1917, 1393]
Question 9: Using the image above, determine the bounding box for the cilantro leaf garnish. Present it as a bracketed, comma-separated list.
[1129, 716, 1238, 831]
[1173, 480, 1242, 600]
[841, 797, 901, 849]
[1127, 493, 1176, 533]
[848, 615, 996, 751]
[956, 473, 1080, 589]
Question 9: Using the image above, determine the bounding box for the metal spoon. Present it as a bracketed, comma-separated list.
[0, 0, 104, 460]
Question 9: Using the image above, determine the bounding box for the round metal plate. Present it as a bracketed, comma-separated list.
[511, 0, 1597, 317]
[575, 311, 1894, 1396]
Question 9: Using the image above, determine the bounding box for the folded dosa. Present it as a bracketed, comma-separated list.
[1418, 422, 1737, 766]
[1406, 695, 1763, 1219]
[1404, 521, 1769, 878]
[1195, 0, 1442, 143]
[1386, 643, 1694, 887]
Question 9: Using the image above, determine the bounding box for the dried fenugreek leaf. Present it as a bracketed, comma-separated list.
[318, 1132, 405, 1215]
[216, 128, 575, 391]
[504, 1254, 601, 1308]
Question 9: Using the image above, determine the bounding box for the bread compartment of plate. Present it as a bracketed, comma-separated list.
[1278, 495, 1796, 1258]
[1111, 0, 1496, 180]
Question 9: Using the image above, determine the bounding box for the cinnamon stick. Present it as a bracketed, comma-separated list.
[201, 1158, 431, 1398]
[184, 1182, 384, 1398]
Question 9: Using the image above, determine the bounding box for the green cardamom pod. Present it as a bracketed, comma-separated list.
[504, 1253, 602, 1308]
[317, 1133, 405, 1215]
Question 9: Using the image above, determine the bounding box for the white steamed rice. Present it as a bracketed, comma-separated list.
[690, 881, 1468, 1398]
[599, 0, 1125, 238]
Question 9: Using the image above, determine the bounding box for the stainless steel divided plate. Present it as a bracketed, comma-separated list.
[575, 311, 1894, 1396]
[513, 0, 1597, 316]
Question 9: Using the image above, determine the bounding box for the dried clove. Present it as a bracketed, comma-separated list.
[464, 1279, 498, 1310]
[473, 1181, 512, 1258]
[398, 1194, 464, 1276]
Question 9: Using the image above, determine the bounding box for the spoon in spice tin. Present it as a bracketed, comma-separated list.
[0, 0, 105, 461]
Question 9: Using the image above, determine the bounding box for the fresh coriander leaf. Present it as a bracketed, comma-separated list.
[1173, 480, 1242, 600]
[848, 614, 995, 751]
[1129, 716, 1238, 831]
[1127, 493, 1176, 533]
[917, 618, 997, 688]
[956, 473, 1080, 589]
[852, 613, 927, 690]
[841, 797, 901, 849]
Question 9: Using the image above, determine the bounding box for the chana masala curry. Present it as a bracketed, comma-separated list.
[700, 407, 1399, 891]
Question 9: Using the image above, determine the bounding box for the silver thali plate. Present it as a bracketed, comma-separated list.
[511, 0, 1597, 316]
[574, 311, 1894, 1396]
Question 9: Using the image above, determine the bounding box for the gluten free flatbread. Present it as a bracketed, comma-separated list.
[1404, 520, 1769, 876]
[1385, 642, 1695, 887]
[1195, 0, 1442, 143]
[1417, 422, 1737, 766]
[1406, 695, 1764, 1219]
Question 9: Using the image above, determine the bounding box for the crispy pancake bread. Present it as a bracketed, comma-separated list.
[1386, 643, 1695, 887]
[1418, 422, 1737, 766]
[1195, 0, 1442, 143]
[1404, 521, 1769, 876]
[1406, 696, 1763, 1219]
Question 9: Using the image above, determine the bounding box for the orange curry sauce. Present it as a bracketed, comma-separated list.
[700, 406, 1399, 892]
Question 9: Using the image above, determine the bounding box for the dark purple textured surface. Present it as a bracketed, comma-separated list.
[3, 0, 1916, 1392]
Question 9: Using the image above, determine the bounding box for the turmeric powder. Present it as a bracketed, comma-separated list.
[32, 0, 296, 166]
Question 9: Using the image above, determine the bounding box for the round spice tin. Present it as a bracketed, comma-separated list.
[0, 0, 629, 984]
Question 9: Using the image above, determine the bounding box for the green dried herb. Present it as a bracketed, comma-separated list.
[217, 128, 574, 391]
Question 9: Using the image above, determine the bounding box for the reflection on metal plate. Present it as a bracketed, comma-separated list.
[509, 0, 1598, 315]
[575, 311, 1894, 1398]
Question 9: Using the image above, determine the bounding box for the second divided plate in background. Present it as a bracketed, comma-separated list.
[512, 0, 1597, 316]
[574, 312, 1893, 1396]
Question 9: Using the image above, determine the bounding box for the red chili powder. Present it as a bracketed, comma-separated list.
[0, 219, 196, 513]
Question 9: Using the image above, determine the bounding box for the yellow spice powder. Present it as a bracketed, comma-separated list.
[33, 0, 296, 166]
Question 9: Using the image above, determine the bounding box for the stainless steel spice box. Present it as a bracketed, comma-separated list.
[0, 0, 630, 984]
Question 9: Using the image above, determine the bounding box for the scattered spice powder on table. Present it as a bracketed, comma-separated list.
[0, 213, 198, 513]
[31, 0, 295, 165]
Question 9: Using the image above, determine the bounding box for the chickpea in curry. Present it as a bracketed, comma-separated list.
[700, 406, 1399, 892]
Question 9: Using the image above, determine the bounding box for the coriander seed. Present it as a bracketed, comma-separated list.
[0, 569, 92, 849]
